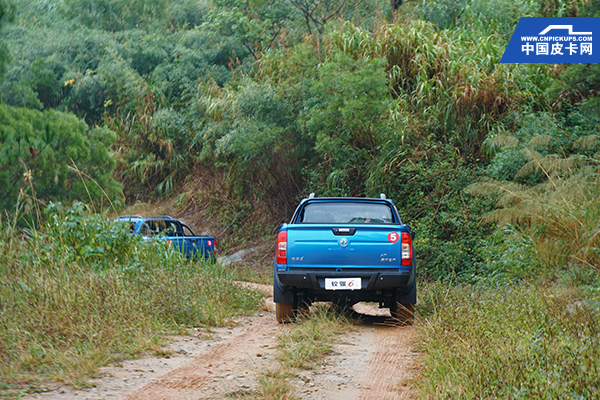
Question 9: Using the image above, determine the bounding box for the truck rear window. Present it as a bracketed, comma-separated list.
[298, 202, 395, 224]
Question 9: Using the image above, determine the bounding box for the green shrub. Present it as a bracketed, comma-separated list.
[198, 80, 305, 202]
[0, 104, 122, 216]
[61, 0, 170, 32]
[301, 53, 392, 196]
[205, 0, 291, 59]
[469, 111, 600, 274]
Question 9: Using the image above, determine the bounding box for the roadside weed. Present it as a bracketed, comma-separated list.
[416, 280, 600, 399]
[254, 368, 297, 400]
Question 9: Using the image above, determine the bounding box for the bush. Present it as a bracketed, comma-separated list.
[0, 104, 122, 215]
[469, 111, 600, 274]
[61, 0, 170, 32]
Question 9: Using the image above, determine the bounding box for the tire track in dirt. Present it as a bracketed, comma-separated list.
[357, 324, 416, 400]
[121, 291, 417, 400]
[294, 304, 416, 400]
[122, 316, 280, 400]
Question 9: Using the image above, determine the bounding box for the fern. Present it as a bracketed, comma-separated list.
[574, 135, 600, 149]
[527, 134, 554, 147]
[469, 157, 600, 270]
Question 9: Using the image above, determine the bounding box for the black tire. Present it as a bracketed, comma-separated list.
[390, 302, 415, 325]
[276, 302, 294, 323]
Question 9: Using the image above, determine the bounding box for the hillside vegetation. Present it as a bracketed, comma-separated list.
[1, 0, 600, 397]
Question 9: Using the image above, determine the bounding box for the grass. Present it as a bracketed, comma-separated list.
[0, 204, 263, 398]
[229, 260, 273, 285]
[251, 305, 353, 399]
[254, 368, 297, 400]
[415, 275, 600, 399]
[276, 305, 352, 369]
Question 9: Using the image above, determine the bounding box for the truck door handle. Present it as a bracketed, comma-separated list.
[332, 228, 356, 236]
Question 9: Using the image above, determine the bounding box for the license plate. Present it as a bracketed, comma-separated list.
[325, 278, 361, 291]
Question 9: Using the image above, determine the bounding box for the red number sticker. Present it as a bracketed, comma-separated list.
[388, 232, 399, 243]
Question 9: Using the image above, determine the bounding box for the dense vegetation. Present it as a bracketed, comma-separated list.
[1, 0, 600, 397]
[2, 0, 598, 274]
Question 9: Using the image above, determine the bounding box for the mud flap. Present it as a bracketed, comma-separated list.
[395, 281, 417, 305]
[273, 271, 294, 303]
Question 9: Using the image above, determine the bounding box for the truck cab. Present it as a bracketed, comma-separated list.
[114, 215, 217, 260]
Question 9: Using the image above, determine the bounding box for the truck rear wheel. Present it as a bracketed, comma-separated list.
[390, 302, 415, 325]
[276, 302, 294, 323]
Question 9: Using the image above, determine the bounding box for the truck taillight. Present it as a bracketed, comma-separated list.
[276, 231, 287, 265]
[206, 239, 217, 253]
[401, 232, 412, 266]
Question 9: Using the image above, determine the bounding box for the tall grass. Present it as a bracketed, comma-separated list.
[327, 19, 548, 156]
[0, 203, 262, 393]
[276, 305, 351, 369]
[416, 278, 600, 399]
[253, 305, 352, 400]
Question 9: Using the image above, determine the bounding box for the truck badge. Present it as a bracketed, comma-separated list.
[339, 238, 349, 247]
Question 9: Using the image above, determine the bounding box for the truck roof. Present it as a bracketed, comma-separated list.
[298, 196, 396, 208]
[114, 215, 180, 223]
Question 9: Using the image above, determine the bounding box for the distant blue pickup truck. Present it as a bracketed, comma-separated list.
[115, 215, 217, 260]
[273, 194, 416, 323]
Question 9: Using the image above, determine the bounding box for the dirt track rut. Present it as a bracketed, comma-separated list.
[123, 318, 280, 400]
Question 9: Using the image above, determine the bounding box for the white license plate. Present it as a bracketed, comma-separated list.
[325, 278, 361, 291]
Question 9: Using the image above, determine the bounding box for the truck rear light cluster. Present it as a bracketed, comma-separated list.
[207, 239, 217, 254]
[276, 231, 287, 265]
[401, 232, 413, 266]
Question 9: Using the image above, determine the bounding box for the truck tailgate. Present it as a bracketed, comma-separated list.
[169, 237, 215, 258]
[286, 224, 403, 268]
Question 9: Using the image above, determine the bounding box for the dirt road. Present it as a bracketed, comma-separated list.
[25, 284, 417, 400]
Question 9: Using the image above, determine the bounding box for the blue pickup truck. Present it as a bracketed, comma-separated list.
[273, 194, 416, 323]
[115, 215, 217, 260]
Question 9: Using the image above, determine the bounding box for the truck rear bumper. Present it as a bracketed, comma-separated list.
[276, 267, 412, 291]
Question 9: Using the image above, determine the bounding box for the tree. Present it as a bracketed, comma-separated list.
[205, 0, 291, 59]
[300, 53, 391, 195]
[0, 104, 122, 212]
[61, 0, 170, 31]
[0, 0, 15, 82]
[288, 0, 352, 34]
